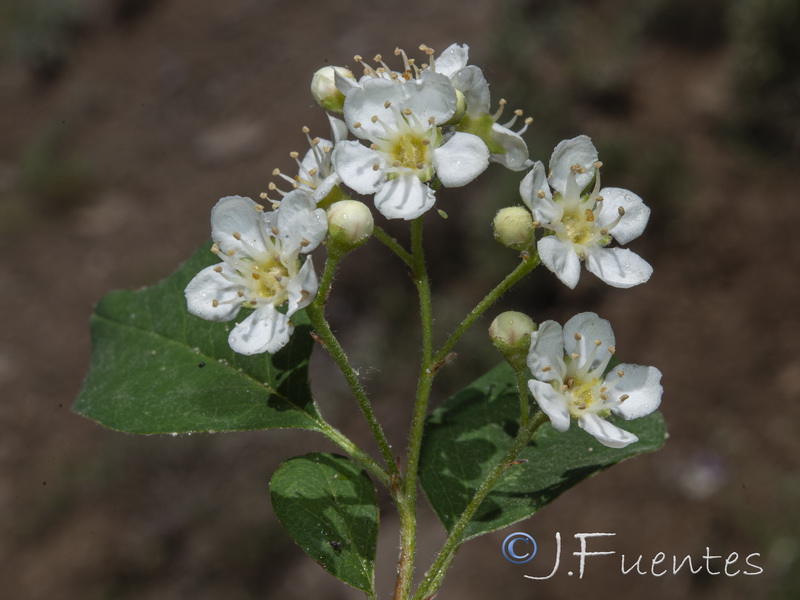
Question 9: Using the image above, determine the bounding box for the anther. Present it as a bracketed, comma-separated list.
[373, 53, 382, 62]
[301, 126, 310, 134]
[618, 206, 626, 216]
[594, 339, 602, 347]
[271, 227, 280, 235]
[537, 190, 546, 199]
[213, 265, 223, 273]
[212, 299, 219, 307]
[211, 243, 220, 254]
[300, 238, 311, 247]
[617, 370, 625, 377]
[416, 162, 424, 170]
[608, 345, 616, 353]
[422, 139, 430, 145]
[372, 163, 380, 171]
[232, 232, 242, 240]
[384, 100, 392, 108]
[542, 365, 552, 372]
[353, 121, 361, 129]
[272, 168, 281, 176]
[619, 394, 630, 402]
[371, 115, 379, 123]
[255, 204, 264, 211]
[268, 182, 277, 191]
[571, 353, 580, 360]
[237, 290, 244, 297]
[585, 208, 595, 222]
[289, 151, 299, 159]
[574, 332, 582, 340]
[226, 249, 235, 257]
[594, 161, 603, 169]
[403, 108, 412, 116]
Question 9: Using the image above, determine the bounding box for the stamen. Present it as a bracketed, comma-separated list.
[212, 299, 219, 307]
[585, 209, 595, 222]
[232, 232, 242, 240]
[542, 365, 552, 372]
[574, 333, 582, 341]
[537, 190, 546, 199]
[619, 394, 630, 402]
[214, 266, 223, 273]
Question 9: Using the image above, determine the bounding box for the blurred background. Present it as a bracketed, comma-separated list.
[1, 0, 799, 598]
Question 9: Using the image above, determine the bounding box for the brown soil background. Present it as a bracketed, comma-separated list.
[1, 0, 798, 599]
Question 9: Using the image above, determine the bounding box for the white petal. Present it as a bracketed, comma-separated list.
[403, 70, 458, 125]
[563, 312, 615, 367]
[527, 320, 567, 382]
[548, 135, 598, 196]
[489, 123, 529, 171]
[374, 174, 436, 220]
[433, 132, 489, 187]
[228, 304, 292, 355]
[343, 77, 398, 139]
[327, 114, 348, 144]
[277, 190, 327, 255]
[519, 162, 560, 224]
[528, 380, 571, 432]
[597, 187, 650, 245]
[334, 69, 359, 97]
[609, 364, 663, 420]
[538, 236, 582, 289]
[300, 139, 333, 177]
[449, 65, 490, 114]
[578, 413, 638, 448]
[585, 247, 653, 288]
[185, 264, 242, 322]
[286, 257, 318, 315]
[332, 141, 385, 195]
[434, 43, 470, 77]
[210, 196, 267, 257]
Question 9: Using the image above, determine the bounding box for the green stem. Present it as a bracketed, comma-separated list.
[314, 417, 393, 489]
[394, 217, 435, 600]
[413, 411, 549, 600]
[373, 225, 414, 268]
[306, 253, 398, 477]
[433, 251, 539, 365]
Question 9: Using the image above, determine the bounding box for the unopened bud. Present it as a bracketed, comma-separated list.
[489, 311, 537, 369]
[493, 206, 534, 250]
[327, 200, 374, 251]
[311, 66, 354, 113]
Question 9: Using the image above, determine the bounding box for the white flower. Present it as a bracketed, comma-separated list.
[185, 191, 326, 355]
[268, 115, 348, 206]
[332, 48, 489, 219]
[435, 43, 532, 171]
[527, 312, 663, 448]
[520, 135, 653, 288]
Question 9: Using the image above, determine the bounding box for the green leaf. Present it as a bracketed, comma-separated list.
[74, 242, 319, 434]
[270, 453, 379, 593]
[419, 362, 666, 540]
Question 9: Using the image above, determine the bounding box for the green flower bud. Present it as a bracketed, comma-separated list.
[311, 66, 354, 113]
[489, 311, 537, 369]
[493, 206, 534, 250]
[326, 200, 374, 252]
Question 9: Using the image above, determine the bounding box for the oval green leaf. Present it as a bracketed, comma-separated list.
[270, 453, 379, 593]
[419, 362, 666, 540]
[73, 242, 319, 434]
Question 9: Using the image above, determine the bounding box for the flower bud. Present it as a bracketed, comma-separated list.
[489, 311, 537, 369]
[311, 66, 354, 113]
[326, 200, 374, 252]
[493, 206, 534, 250]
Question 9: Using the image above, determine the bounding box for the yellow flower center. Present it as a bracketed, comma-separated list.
[390, 133, 433, 180]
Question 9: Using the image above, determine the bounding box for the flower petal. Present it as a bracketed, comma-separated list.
[286, 257, 318, 315]
[489, 123, 529, 171]
[332, 141, 385, 195]
[585, 247, 653, 288]
[449, 65, 491, 115]
[434, 43, 470, 77]
[527, 320, 567, 382]
[185, 264, 242, 322]
[211, 196, 267, 257]
[519, 162, 559, 223]
[578, 413, 638, 448]
[563, 312, 615, 369]
[597, 187, 650, 245]
[276, 190, 327, 255]
[609, 364, 663, 420]
[538, 236, 582, 289]
[228, 304, 292, 355]
[528, 380, 571, 432]
[548, 135, 598, 196]
[374, 174, 436, 220]
[433, 132, 489, 187]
